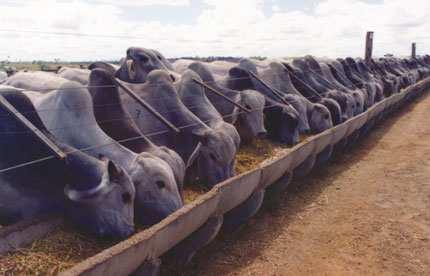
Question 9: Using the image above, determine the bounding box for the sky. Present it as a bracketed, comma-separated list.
[0, 0, 429, 61]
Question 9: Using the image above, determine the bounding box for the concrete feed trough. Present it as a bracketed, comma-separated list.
[59, 78, 430, 276]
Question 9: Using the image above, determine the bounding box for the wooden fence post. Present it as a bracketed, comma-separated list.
[412, 43, 416, 58]
[365, 31, 374, 62]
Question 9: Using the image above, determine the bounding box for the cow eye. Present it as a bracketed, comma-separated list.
[156, 180, 166, 189]
[245, 104, 252, 110]
[324, 114, 330, 120]
[156, 55, 162, 60]
[122, 192, 132, 204]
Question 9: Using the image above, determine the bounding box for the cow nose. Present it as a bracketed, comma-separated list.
[257, 131, 267, 139]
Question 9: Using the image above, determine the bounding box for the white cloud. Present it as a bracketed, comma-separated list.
[1, 0, 429, 61]
[92, 0, 191, 7]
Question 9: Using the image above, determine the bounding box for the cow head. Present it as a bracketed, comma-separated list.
[236, 89, 267, 143]
[264, 99, 300, 146]
[308, 103, 333, 134]
[88, 68, 184, 227]
[187, 128, 237, 188]
[283, 94, 311, 135]
[64, 154, 135, 239]
[128, 153, 183, 226]
[116, 47, 173, 83]
[351, 90, 365, 115]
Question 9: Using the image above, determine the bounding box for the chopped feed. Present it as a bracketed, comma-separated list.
[183, 184, 209, 204]
[0, 225, 115, 275]
[235, 139, 289, 175]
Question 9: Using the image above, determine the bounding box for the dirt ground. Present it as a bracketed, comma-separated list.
[163, 93, 430, 276]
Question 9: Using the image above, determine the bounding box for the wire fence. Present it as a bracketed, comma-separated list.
[0, 70, 288, 121]
[0, 98, 282, 174]
[0, 46, 427, 174]
[0, 61, 347, 122]
[0, 64, 306, 172]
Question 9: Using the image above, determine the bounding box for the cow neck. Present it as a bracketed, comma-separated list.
[0, 91, 59, 181]
[259, 66, 309, 109]
[369, 61, 386, 77]
[187, 62, 241, 110]
[319, 63, 349, 91]
[27, 90, 137, 172]
[329, 62, 355, 89]
[383, 62, 402, 76]
[0, 92, 69, 196]
[339, 60, 364, 86]
[305, 60, 338, 91]
[91, 83, 152, 153]
[177, 74, 223, 127]
[263, 63, 302, 96]
[139, 77, 211, 138]
[347, 59, 370, 81]
[292, 59, 329, 94]
[360, 61, 379, 81]
[283, 63, 320, 101]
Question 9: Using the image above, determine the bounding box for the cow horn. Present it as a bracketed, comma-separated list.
[126, 59, 136, 80]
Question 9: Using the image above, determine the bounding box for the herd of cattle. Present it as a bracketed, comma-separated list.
[1, 49, 430, 263]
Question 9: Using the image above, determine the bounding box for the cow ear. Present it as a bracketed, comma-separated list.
[191, 129, 211, 145]
[99, 154, 124, 180]
[107, 160, 124, 182]
[88, 68, 118, 97]
[89, 68, 115, 86]
[88, 62, 117, 75]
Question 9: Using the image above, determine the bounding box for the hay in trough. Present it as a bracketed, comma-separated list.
[0, 222, 151, 275]
[235, 139, 288, 174]
[183, 138, 295, 201]
[0, 225, 115, 275]
[183, 184, 209, 204]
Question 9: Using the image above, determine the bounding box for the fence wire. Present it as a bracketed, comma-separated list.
[0, 53, 426, 173]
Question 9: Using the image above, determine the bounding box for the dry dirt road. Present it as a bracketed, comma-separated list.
[162, 92, 430, 276]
